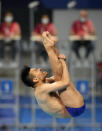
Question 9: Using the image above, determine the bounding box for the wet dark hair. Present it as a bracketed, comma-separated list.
[21, 66, 35, 87]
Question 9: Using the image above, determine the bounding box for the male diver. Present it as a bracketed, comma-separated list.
[21, 32, 85, 118]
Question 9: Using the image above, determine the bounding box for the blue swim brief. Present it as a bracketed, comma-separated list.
[66, 103, 86, 117]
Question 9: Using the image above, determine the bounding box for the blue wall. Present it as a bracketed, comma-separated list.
[41, 0, 102, 9]
[2, 0, 102, 8]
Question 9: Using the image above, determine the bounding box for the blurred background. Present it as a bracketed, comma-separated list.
[0, 0, 102, 131]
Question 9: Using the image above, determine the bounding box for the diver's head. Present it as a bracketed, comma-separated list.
[21, 66, 47, 87]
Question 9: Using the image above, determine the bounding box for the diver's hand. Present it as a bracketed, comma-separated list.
[46, 76, 55, 83]
[58, 54, 66, 60]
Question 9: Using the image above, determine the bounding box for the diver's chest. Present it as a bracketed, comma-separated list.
[35, 91, 47, 103]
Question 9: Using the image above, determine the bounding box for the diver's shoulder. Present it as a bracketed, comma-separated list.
[35, 83, 47, 93]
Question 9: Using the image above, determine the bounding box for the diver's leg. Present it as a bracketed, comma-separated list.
[42, 32, 63, 81]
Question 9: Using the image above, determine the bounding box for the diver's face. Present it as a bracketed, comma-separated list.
[29, 68, 47, 81]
